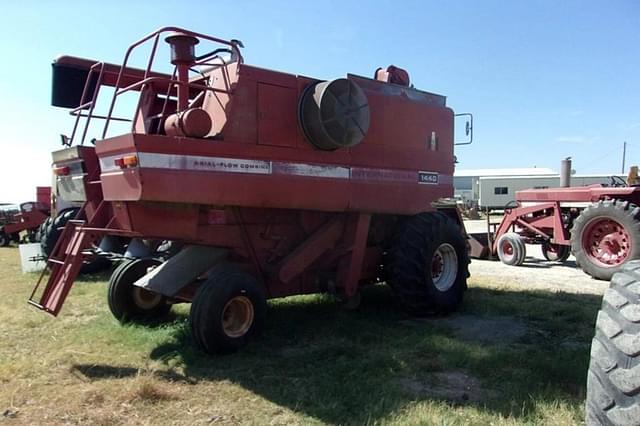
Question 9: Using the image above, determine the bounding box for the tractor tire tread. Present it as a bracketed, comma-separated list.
[586, 260, 640, 426]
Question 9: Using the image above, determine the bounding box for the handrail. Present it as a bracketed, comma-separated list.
[62, 27, 241, 145]
[115, 76, 231, 97]
[69, 63, 105, 145]
[102, 27, 243, 139]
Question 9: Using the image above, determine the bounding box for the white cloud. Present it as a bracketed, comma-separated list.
[555, 136, 586, 143]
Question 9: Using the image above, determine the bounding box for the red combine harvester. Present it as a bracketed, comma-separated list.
[0, 187, 51, 246]
[469, 173, 640, 280]
[29, 27, 472, 353]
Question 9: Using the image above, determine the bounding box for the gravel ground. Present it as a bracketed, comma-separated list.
[464, 219, 609, 296]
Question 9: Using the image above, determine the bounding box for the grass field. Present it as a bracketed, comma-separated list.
[0, 248, 602, 425]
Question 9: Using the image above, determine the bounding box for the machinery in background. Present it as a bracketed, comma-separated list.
[0, 187, 51, 246]
[469, 159, 640, 281]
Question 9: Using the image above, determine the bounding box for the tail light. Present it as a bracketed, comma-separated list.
[114, 155, 139, 169]
[53, 166, 70, 176]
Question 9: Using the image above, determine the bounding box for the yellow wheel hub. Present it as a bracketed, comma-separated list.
[221, 296, 254, 338]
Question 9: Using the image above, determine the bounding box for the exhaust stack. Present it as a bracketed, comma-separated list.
[560, 157, 572, 188]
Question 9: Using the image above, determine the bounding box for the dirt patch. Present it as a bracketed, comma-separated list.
[401, 314, 529, 344]
[439, 314, 529, 343]
[398, 370, 486, 403]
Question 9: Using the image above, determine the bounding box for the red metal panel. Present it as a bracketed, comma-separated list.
[97, 134, 452, 215]
[517, 186, 640, 203]
[100, 169, 143, 201]
[36, 187, 51, 208]
[126, 202, 200, 240]
[220, 78, 258, 144]
[257, 84, 298, 148]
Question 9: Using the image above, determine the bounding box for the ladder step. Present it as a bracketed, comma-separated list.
[48, 259, 65, 265]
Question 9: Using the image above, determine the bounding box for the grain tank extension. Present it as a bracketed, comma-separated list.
[30, 28, 470, 354]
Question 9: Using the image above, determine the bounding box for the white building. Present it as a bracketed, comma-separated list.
[454, 168, 556, 207]
[454, 168, 624, 209]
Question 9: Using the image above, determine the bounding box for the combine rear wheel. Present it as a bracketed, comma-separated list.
[585, 261, 640, 426]
[387, 211, 469, 316]
[189, 266, 267, 354]
[108, 258, 171, 323]
[497, 232, 526, 266]
[542, 242, 570, 262]
[572, 200, 640, 280]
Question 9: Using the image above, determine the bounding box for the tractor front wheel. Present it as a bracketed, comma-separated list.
[542, 242, 570, 262]
[108, 258, 171, 323]
[572, 200, 640, 280]
[497, 232, 526, 266]
[387, 211, 469, 316]
[189, 266, 267, 354]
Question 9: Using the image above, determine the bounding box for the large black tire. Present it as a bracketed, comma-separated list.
[0, 230, 9, 247]
[542, 241, 571, 262]
[41, 208, 79, 257]
[586, 261, 640, 425]
[497, 232, 526, 266]
[40, 208, 110, 274]
[190, 266, 267, 354]
[387, 211, 469, 316]
[572, 200, 640, 281]
[107, 258, 171, 323]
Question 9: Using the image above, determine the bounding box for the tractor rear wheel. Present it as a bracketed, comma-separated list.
[107, 258, 171, 323]
[189, 266, 267, 354]
[542, 242, 571, 262]
[497, 232, 526, 266]
[387, 211, 469, 316]
[585, 261, 640, 426]
[572, 200, 640, 281]
[41, 208, 110, 274]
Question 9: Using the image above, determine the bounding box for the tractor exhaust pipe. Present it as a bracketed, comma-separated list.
[560, 157, 572, 187]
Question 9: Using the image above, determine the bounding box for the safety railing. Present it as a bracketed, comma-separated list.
[66, 27, 242, 146]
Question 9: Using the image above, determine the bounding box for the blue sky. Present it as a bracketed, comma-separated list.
[0, 0, 638, 202]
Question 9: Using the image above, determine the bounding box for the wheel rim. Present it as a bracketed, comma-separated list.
[582, 217, 631, 267]
[543, 242, 560, 260]
[221, 295, 254, 338]
[132, 287, 162, 310]
[500, 239, 515, 261]
[431, 243, 458, 292]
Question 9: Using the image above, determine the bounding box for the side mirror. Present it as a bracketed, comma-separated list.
[455, 113, 473, 146]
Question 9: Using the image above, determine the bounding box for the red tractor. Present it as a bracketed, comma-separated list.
[30, 27, 471, 354]
[469, 179, 640, 280]
[0, 187, 51, 246]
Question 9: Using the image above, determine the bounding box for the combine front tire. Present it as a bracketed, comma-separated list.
[572, 200, 640, 280]
[585, 261, 640, 425]
[542, 242, 571, 262]
[497, 232, 526, 266]
[189, 266, 267, 354]
[388, 211, 469, 316]
[107, 258, 171, 323]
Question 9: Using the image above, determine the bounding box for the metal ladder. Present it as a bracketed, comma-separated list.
[28, 203, 107, 316]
